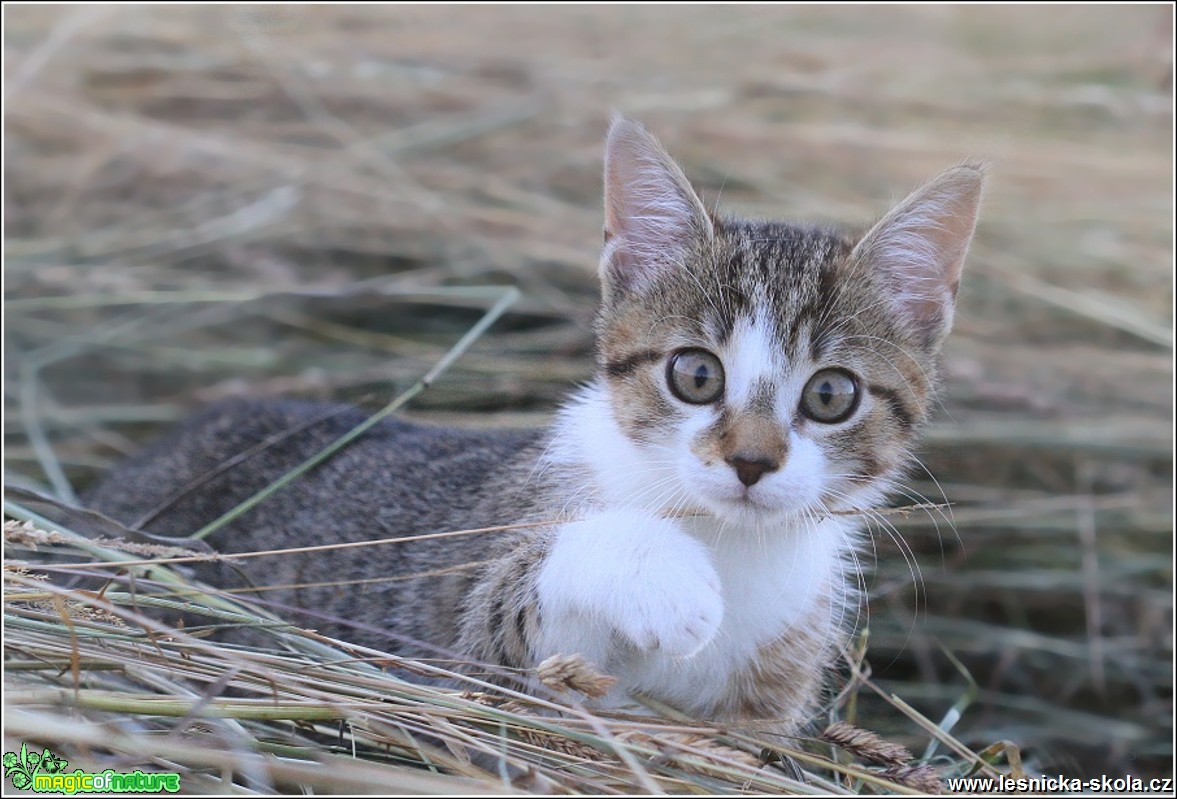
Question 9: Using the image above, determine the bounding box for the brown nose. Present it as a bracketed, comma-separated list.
[726, 455, 779, 487]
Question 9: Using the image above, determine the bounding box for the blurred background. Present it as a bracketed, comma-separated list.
[5, 4, 1172, 780]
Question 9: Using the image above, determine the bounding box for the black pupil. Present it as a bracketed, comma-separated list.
[819, 381, 834, 405]
[693, 363, 709, 389]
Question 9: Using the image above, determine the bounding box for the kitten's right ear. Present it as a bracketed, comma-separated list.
[600, 116, 714, 302]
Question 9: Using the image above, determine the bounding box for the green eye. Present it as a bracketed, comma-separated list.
[800, 368, 859, 423]
[667, 349, 725, 405]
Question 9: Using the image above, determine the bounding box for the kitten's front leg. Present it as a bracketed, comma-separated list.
[535, 509, 724, 669]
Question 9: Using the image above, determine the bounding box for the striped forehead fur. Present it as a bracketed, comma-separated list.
[598, 216, 920, 382]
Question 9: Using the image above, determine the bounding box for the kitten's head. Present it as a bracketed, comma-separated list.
[593, 116, 984, 523]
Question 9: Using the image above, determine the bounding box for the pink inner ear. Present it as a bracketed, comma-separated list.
[601, 117, 713, 296]
[851, 165, 984, 345]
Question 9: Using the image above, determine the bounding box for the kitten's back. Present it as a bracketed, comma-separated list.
[85, 398, 545, 655]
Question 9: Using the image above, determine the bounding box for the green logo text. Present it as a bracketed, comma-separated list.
[4, 744, 180, 794]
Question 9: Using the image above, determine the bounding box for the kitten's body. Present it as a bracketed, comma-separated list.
[86, 118, 983, 731]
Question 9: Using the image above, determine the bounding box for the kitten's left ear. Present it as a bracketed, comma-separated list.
[851, 164, 986, 348]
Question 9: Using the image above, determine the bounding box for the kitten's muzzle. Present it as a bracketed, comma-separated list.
[726, 454, 780, 487]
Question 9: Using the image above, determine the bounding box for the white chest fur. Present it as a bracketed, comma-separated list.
[538, 381, 856, 713]
[624, 513, 854, 712]
[535, 506, 854, 713]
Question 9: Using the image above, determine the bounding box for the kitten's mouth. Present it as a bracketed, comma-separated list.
[700, 481, 827, 522]
[680, 461, 823, 520]
[709, 489, 787, 516]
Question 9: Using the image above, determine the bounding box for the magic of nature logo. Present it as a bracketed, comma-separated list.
[4, 743, 180, 794]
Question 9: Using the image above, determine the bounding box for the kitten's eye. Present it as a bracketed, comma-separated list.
[667, 349, 725, 405]
[801, 368, 859, 423]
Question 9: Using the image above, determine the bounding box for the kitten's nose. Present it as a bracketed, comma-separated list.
[726, 455, 779, 487]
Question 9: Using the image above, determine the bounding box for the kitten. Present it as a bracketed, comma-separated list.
[85, 116, 984, 732]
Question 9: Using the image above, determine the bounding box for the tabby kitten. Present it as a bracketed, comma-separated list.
[86, 117, 984, 731]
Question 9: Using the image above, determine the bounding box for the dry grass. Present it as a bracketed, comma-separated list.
[4, 515, 993, 794]
[4, 4, 1172, 792]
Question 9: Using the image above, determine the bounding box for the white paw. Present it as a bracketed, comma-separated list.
[612, 551, 723, 657]
[538, 510, 724, 661]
